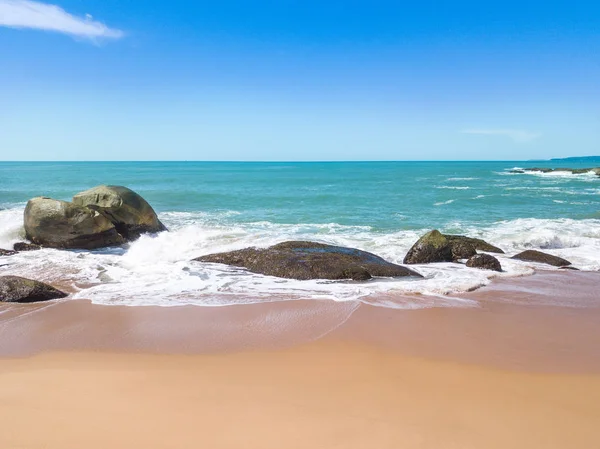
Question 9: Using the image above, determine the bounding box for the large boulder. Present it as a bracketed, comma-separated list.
[444, 235, 504, 254]
[0, 276, 68, 303]
[194, 241, 422, 281]
[466, 254, 502, 272]
[511, 250, 571, 267]
[24, 197, 125, 249]
[72, 185, 166, 240]
[403, 230, 454, 264]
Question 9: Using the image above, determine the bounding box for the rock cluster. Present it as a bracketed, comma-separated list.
[403, 231, 503, 265]
[0, 184, 581, 297]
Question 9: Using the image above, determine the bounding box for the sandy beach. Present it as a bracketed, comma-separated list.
[1, 271, 600, 448]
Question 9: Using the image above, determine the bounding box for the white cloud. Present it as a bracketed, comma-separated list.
[462, 128, 541, 143]
[0, 0, 123, 40]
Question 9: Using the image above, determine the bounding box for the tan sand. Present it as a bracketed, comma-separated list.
[1, 271, 600, 448]
[1, 343, 600, 449]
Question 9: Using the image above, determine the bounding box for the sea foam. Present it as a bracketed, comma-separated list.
[1, 207, 599, 307]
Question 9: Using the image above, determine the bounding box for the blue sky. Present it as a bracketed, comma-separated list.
[0, 0, 598, 161]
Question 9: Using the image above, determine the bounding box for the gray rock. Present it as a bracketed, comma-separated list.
[444, 235, 505, 254]
[72, 185, 166, 240]
[24, 197, 125, 249]
[195, 241, 422, 281]
[13, 242, 42, 252]
[0, 249, 17, 257]
[0, 275, 68, 303]
[466, 254, 502, 272]
[403, 230, 454, 264]
[448, 239, 477, 260]
[511, 250, 571, 267]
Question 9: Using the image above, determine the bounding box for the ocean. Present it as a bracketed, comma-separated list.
[1, 161, 599, 307]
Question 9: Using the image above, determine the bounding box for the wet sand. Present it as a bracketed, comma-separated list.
[1, 271, 600, 448]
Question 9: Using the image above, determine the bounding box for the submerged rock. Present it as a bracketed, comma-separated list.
[466, 254, 502, 272]
[444, 235, 504, 254]
[0, 275, 68, 303]
[0, 249, 17, 257]
[403, 230, 454, 264]
[511, 250, 571, 267]
[72, 185, 166, 240]
[13, 242, 42, 252]
[194, 241, 422, 281]
[24, 197, 125, 250]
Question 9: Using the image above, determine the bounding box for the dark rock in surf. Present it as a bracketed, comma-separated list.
[444, 235, 504, 254]
[448, 239, 477, 260]
[194, 241, 422, 281]
[13, 242, 42, 252]
[0, 249, 17, 257]
[0, 275, 68, 303]
[511, 250, 571, 267]
[403, 230, 454, 264]
[466, 254, 502, 272]
[72, 185, 167, 240]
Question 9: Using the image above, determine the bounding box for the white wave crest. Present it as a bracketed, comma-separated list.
[2, 208, 600, 307]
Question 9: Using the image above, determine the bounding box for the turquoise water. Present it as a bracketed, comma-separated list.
[1, 161, 599, 228]
[1, 161, 599, 306]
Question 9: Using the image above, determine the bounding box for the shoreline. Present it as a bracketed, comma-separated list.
[2, 270, 599, 373]
[2, 271, 600, 448]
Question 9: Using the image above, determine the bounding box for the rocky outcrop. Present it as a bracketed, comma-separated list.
[13, 242, 42, 252]
[0, 249, 17, 257]
[510, 167, 600, 176]
[72, 185, 166, 240]
[404, 231, 505, 264]
[195, 241, 422, 281]
[511, 250, 571, 267]
[23, 186, 166, 250]
[24, 198, 125, 250]
[466, 254, 502, 272]
[403, 230, 454, 264]
[0, 276, 68, 303]
[444, 235, 504, 254]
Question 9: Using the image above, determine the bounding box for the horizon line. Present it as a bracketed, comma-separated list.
[1, 158, 593, 163]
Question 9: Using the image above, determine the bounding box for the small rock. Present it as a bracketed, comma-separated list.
[466, 254, 502, 272]
[511, 250, 571, 267]
[13, 242, 42, 252]
[448, 240, 477, 260]
[0, 276, 68, 303]
[0, 249, 17, 257]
